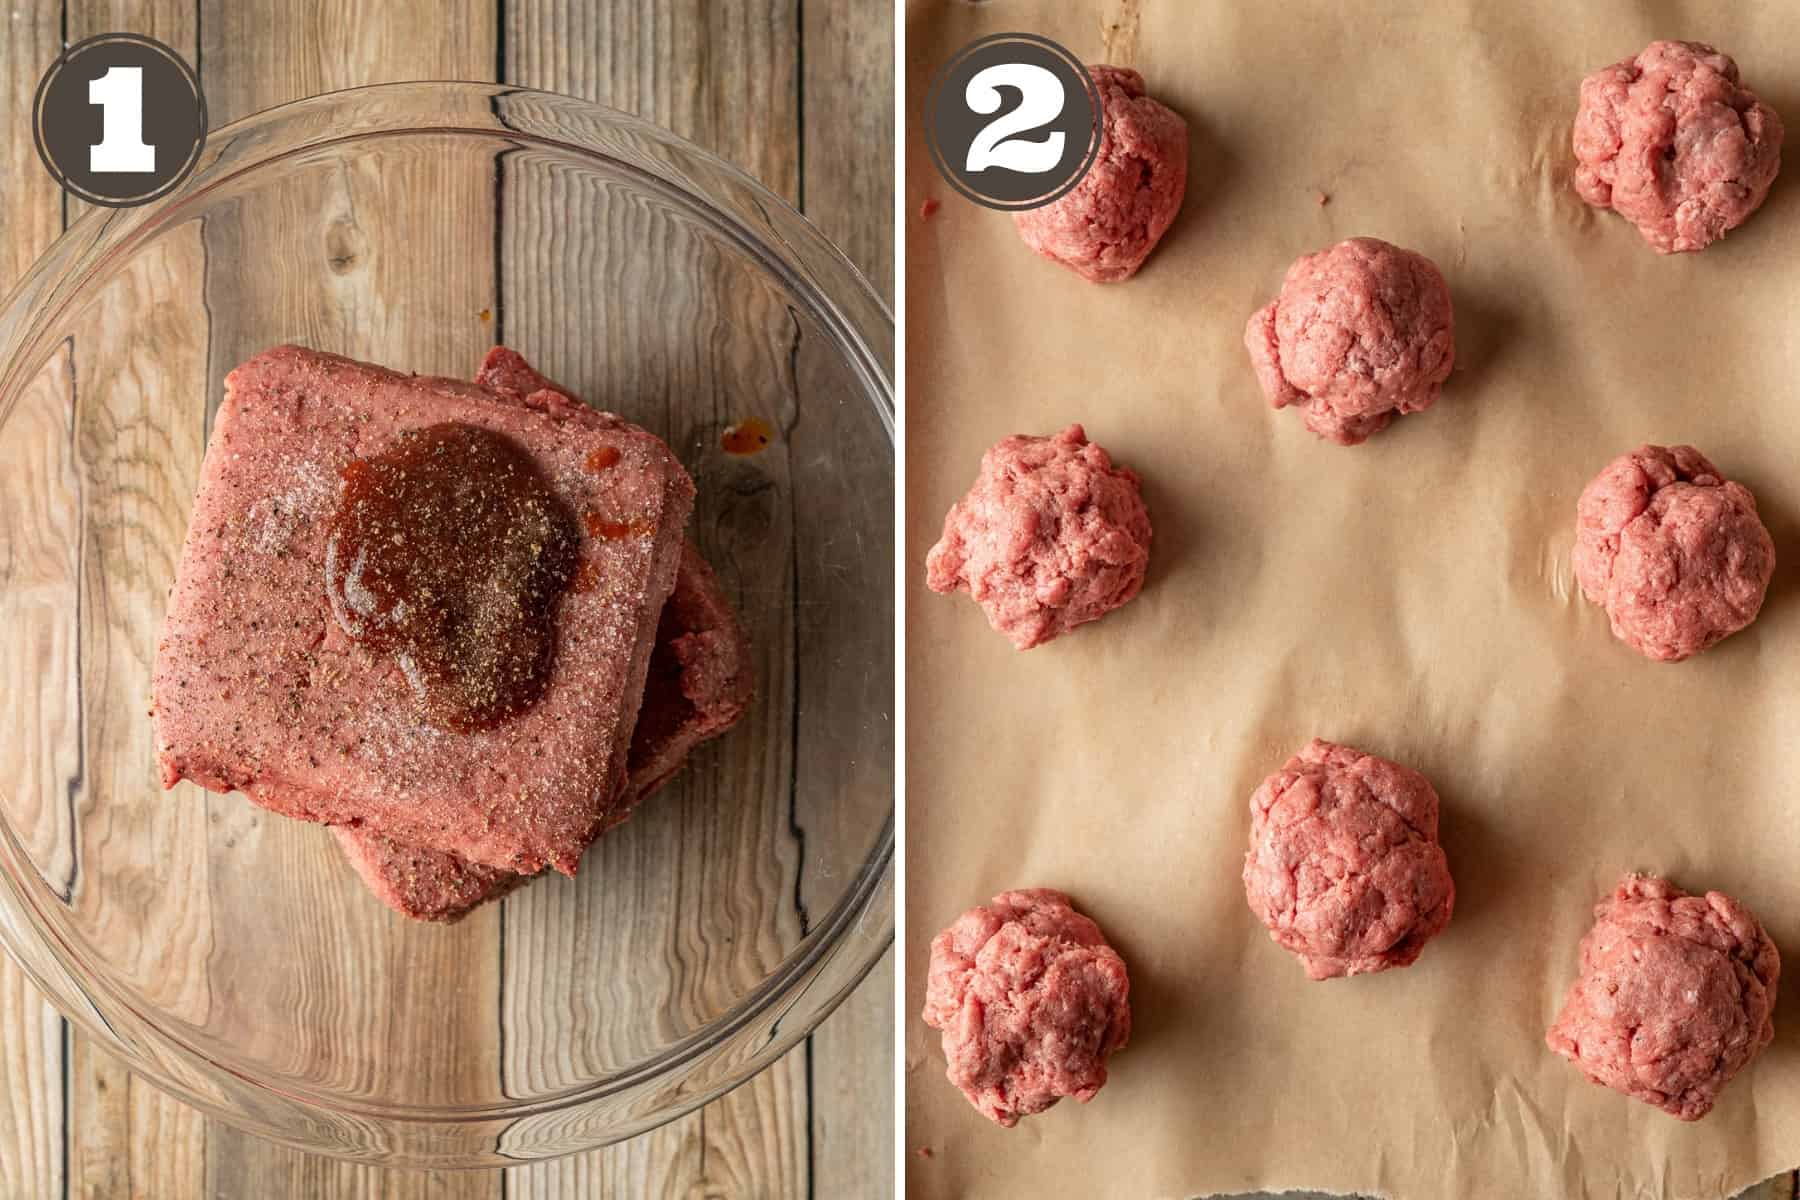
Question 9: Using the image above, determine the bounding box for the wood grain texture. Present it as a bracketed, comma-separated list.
[1, 1, 890, 1197]
[0, 8, 89, 1200]
[53, 9, 214, 1199]
[62, 220, 216, 1200]
[188, 6, 505, 1194]
[500, 3, 814, 1195]
[796, 5, 896, 1193]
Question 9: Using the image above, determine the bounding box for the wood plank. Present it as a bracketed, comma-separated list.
[52, 9, 206, 1200]
[1, 6, 208, 1199]
[186, 1, 502, 1194]
[202, 1123, 495, 1200]
[60, 207, 214, 1200]
[498, 3, 812, 1194]
[0, 3, 63, 289]
[0, 968, 62, 1200]
[802, 0, 897, 292]
[70, 1035, 207, 1200]
[0, 10, 71, 1198]
[196, 0, 497, 122]
[797, 4, 896, 1196]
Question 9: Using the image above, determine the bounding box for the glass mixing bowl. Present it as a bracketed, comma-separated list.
[0, 82, 892, 1166]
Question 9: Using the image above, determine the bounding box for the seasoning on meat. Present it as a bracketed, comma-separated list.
[1242, 739, 1455, 980]
[1244, 237, 1456, 446]
[152, 346, 694, 876]
[1013, 66, 1188, 283]
[1547, 873, 1779, 1121]
[926, 424, 1151, 650]
[922, 888, 1131, 1127]
[335, 544, 753, 921]
[324, 423, 581, 732]
[1573, 444, 1774, 662]
[1573, 41, 1783, 254]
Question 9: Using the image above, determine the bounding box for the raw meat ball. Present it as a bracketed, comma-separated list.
[922, 888, 1131, 1126]
[1244, 238, 1456, 445]
[1242, 739, 1455, 980]
[926, 424, 1151, 650]
[1013, 65, 1188, 282]
[1547, 873, 1778, 1121]
[1573, 444, 1774, 662]
[1573, 40, 1783, 254]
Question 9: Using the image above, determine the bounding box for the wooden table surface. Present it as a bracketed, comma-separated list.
[0, 3, 892, 1197]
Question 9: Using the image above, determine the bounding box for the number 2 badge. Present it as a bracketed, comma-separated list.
[924, 33, 1100, 211]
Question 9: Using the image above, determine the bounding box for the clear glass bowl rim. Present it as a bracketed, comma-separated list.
[0, 80, 894, 1158]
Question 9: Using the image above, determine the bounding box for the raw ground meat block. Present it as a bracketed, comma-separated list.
[1013, 65, 1188, 283]
[1242, 739, 1455, 980]
[335, 542, 753, 921]
[1573, 444, 1774, 662]
[1244, 237, 1456, 446]
[1547, 873, 1779, 1121]
[152, 346, 694, 875]
[926, 424, 1151, 650]
[922, 888, 1131, 1127]
[476, 344, 570, 402]
[1573, 40, 1783, 254]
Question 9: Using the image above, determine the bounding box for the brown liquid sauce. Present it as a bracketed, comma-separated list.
[721, 416, 774, 455]
[324, 423, 580, 732]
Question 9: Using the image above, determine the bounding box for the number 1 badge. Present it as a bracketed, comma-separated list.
[33, 33, 207, 209]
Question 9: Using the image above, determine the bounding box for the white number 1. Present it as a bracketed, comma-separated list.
[963, 63, 1066, 175]
[89, 66, 155, 173]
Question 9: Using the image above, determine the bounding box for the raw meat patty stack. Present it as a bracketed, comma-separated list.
[152, 345, 751, 921]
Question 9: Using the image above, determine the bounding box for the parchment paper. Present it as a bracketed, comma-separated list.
[903, 2, 1800, 1197]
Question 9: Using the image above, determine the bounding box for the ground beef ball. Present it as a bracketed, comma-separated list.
[1244, 238, 1456, 446]
[1242, 739, 1455, 980]
[1013, 65, 1188, 283]
[1573, 444, 1774, 662]
[1547, 873, 1779, 1121]
[926, 424, 1151, 650]
[922, 888, 1131, 1127]
[1573, 40, 1784, 254]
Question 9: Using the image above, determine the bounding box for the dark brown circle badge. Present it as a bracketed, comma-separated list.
[33, 33, 207, 209]
[924, 33, 1098, 212]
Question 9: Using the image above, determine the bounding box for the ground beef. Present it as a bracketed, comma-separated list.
[1243, 739, 1455, 980]
[334, 543, 753, 921]
[1013, 65, 1188, 282]
[926, 424, 1151, 650]
[1547, 873, 1779, 1121]
[1573, 444, 1774, 662]
[922, 888, 1131, 1127]
[152, 346, 694, 875]
[1244, 237, 1456, 445]
[1573, 40, 1784, 254]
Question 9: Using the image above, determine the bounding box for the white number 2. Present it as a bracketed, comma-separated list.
[88, 66, 155, 173]
[963, 63, 1065, 175]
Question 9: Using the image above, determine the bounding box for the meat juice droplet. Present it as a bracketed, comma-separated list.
[583, 510, 654, 540]
[323, 423, 579, 732]
[721, 416, 774, 455]
[585, 444, 621, 471]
